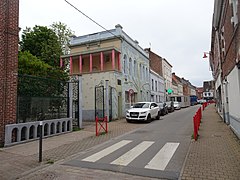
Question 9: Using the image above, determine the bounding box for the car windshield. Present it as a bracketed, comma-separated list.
[174, 102, 179, 104]
[132, 103, 150, 108]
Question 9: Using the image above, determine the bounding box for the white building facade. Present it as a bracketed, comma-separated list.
[162, 59, 172, 100]
[150, 70, 165, 102]
[62, 25, 150, 121]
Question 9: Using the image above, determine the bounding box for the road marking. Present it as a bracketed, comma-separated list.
[145, 142, 179, 170]
[110, 141, 154, 166]
[82, 140, 132, 162]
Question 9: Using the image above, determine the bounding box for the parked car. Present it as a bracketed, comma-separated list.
[197, 99, 207, 104]
[158, 101, 168, 115]
[126, 102, 160, 123]
[173, 101, 181, 110]
[166, 101, 174, 113]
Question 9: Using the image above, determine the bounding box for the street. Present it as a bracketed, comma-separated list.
[63, 105, 200, 179]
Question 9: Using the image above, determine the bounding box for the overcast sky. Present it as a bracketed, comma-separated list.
[19, 0, 214, 87]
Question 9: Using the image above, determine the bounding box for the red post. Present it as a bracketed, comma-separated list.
[105, 116, 108, 133]
[193, 115, 197, 140]
[95, 116, 98, 136]
[200, 107, 202, 120]
[89, 54, 92, 73]
[112, 50, 115, 70]
[197, 109, 199, 130]
[79, 55, 82, 74]
[100, 52, 104, 71]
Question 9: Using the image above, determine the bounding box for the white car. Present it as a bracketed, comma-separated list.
[173, 101, 181, 110]
[126, 102, 160, 123]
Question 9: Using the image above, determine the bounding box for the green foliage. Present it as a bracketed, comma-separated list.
[18, 51, 69, 98]
[51, 22, 75, 55]
[18, 51, 51, 76]
[20, 25, 62, 67]
[18, 51, 68, 81]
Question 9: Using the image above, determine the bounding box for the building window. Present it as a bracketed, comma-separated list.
[231, 0, 238, 27]
[129, 58, 132, 76]
[142, 66, 145, 80]
[134, 60, 137, 77]
[140, 64, 142, 79]
[152, 79, 154, 91]
[146, 68, 148, 81]
[104, 55, 110, 63]
[123, 54, 127, 74]
[117, 79, 121, 85]
[155, 80, 157, 91]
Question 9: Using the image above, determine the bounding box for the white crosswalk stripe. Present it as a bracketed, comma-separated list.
[82, 140, 132, 162]
[110, 141, 154, 166]
[81, 140, 180, 171]
[145, 142, 179, 170]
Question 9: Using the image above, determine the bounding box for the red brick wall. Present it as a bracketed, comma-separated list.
[0, 0, 19, 146]
[145, 49, 163, 76]
[221, 1, 238, 79]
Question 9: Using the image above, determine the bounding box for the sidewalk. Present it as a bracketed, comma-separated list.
[0, 104, 240, 180]
[0, 119, 147, 180]
[181, 103, 240, 179]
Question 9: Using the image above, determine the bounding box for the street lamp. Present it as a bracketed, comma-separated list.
[203, 51, 212, 71]
[203, 52, 210, 58]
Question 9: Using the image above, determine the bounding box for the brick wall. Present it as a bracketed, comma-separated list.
[145, 48, 163, 76]
[221, 1, 237, 79]
[0, 0, 19, 146]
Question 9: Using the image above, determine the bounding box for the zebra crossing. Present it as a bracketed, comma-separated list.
[81, 140, 180, 171]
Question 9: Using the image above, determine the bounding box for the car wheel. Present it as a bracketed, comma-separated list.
[156, 111, 160, 120]
[147, 114, 151, 123]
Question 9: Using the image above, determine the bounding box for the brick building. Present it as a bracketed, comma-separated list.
[196, 87, 203, 100]
[210, 0, 240, 138]
[0, 0, 19, 145]
[145, 48, 163, 76]
[145, 48, 172, 100]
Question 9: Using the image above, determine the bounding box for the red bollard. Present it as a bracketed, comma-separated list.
[193, 115, 198, 141]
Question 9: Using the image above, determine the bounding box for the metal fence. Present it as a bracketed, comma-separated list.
[17, 74, 70, 123]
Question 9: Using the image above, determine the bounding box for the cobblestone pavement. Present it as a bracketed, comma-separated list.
[180, 104, 240, 180]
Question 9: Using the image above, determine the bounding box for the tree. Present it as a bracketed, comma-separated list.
[18, 51, 51, 76]
[50, 22, 75, 55]
[18, 51, 69, 122]
[20, 25, 62, 67]
[18, 51, 68, 80]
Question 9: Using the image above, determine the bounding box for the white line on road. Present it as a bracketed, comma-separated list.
[110, 141, 154, 166]
[82, 140, 132, 162]
[145, 142, 180, 170]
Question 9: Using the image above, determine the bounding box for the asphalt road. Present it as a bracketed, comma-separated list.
[64, 105, 200, 179]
